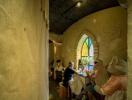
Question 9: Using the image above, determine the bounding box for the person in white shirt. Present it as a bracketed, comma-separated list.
[54, 59, 64, 83]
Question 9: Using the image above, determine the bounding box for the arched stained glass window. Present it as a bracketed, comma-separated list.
[81, 37, 94, 71]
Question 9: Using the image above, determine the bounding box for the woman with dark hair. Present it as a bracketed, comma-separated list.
[54, 59, 64, 83]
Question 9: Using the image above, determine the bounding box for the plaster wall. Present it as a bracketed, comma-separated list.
[62, 6, 127, 67]
[0, 0, 48, 100]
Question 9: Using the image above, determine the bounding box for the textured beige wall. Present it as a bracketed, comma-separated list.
[0, 0, 48, 100]
[49, 42, 62, 66]
[127, 0, 132, 99]
[49, 32, 63, 63]
[62, 6, 127, 67]
[54, 44, 62, 62]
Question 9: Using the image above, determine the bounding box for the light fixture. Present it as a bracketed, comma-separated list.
[62, 0, 83, 15]
[75, 1, 82, 8]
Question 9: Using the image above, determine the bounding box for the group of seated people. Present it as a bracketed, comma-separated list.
[49, 56, 127, 100]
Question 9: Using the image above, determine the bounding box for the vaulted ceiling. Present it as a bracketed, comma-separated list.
[49, 0, 119, 34]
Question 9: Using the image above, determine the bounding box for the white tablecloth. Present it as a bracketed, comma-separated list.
[69, 74, 86, 95]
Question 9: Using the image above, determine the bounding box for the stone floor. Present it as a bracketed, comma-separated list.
[49, 79, 65, 100]
[49, 78, 74, 100]
[49, 79, 58, 100]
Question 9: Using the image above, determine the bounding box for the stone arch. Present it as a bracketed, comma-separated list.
[75, 30, 99, 68]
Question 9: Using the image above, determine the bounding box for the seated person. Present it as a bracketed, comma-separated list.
[54, 59, 64, 83]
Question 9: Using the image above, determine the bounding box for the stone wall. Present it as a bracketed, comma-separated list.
[62, 6, 127, 67]
[0, 0, 48, 100]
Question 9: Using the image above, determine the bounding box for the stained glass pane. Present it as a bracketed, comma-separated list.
[89, 56, 94, 65]
[81, 42, 88, 56]
[88, 37, 91, 47]
[85, 38, 88, 45]
[80, 36, 94, 71]
[89, 44, 94, 56]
